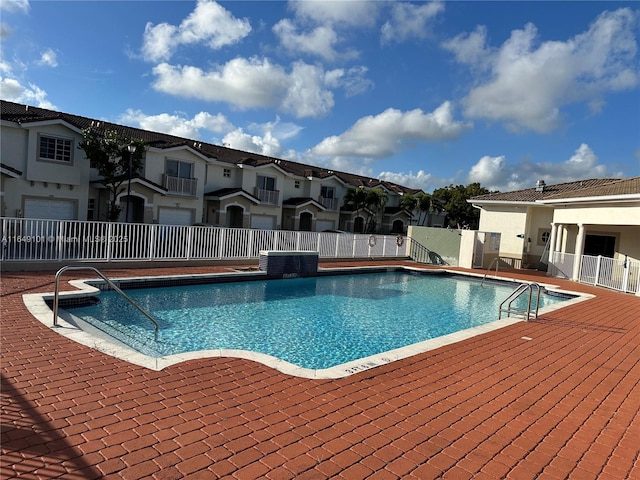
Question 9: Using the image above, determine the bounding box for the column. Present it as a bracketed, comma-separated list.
[546, 223, 558, 275]
[572, 223, 586, 281]
[554, 223, 564, 253]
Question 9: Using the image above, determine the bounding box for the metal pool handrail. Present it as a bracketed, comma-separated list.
[52, 265, 159, 341]
[481, 257, 500, 286]
[498, 282, 542, 321]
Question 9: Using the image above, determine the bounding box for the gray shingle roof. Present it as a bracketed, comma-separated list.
[542, 176, 640, 200]
[470, 178, 624, 203]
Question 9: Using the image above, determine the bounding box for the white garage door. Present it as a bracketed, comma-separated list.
[250, 215, 275, 230]
[316, 220, 335, 232]
[24, 198, 75, 220]
[158, 208, 193, 226]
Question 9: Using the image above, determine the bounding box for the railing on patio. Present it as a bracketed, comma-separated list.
[408, 238, 448, 266]
[0, 217, 407, 263]
[549, 251, 639, 294]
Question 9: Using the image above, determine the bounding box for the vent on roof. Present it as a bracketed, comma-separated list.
[535, 179, 546, 192]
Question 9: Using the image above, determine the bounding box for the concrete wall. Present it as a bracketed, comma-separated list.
[408, 226, 462, 266]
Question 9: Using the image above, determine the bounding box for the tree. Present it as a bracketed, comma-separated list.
[363, 188, 388, 233]
[343, 187, 368, 233]
[416, 192, 432, 225]
[78, 127, 146, 221]
[431, 183, 491, 229]
[400, 194, 418, 226]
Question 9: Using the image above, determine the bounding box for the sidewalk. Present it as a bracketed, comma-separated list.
[2, 261, 639, 479]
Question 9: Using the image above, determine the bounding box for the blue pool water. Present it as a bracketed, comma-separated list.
[66, 272, 568, 369]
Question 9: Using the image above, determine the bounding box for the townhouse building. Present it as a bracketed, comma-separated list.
[1, 100, 420, 233]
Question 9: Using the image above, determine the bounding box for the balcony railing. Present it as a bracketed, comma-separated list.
[255, 188, 279, 205]
[163, 175, 197, 196]
[319, 196, 339, 210]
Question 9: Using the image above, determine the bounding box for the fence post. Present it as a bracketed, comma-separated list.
[186, 226, 193, 260]
[622, 255, 630, 293]
[148, 224, 157, 260]
[594, 255, 602, 286]
[106, 223, 113, 261]
[219, 228, 226, 259]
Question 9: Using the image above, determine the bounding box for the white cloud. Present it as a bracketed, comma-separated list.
[381, 0, 445, 44]
[119, 108, 303, 159]
[324, 66, 373, 97]
[141, 0, 251, 62]
[289, 0, 378, 28]
[222, 117, 303, 157]
[119, 109, 234, 140]
[0, 0, 29, 13]
[274, 0, 380, 61]
[222, 128, 282, 158]
[152, 58, 290, 108]
[38, 48, 57, 67]
[273, 19, 357, 62]
[0, 76, 54, 108]
[450, 8, 638, 133]
[377, 170, 438, 191]
[441, 25, 490, 69]
[152, 57, 349, 118]
[466, 144, 614, 191]
[311, 101, 471, 157]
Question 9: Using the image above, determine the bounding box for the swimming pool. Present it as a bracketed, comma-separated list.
[59, 270, 578, 376]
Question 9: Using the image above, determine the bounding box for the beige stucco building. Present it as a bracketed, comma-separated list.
[1, 100, 419, 234]
[465, 178, 640, 282]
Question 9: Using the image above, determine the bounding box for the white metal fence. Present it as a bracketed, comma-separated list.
[550, 251, 640, 294]
[0, 217, 407, 263]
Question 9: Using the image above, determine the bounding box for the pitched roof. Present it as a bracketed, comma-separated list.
[1, 100, 419, 195]
[541, 176, 640, 201]
[470, 178, 622, 203]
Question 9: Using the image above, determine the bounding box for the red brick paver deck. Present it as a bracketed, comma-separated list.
[1, 261, 639, 479]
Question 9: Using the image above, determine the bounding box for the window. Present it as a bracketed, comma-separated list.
[257, 175, 276, 191]
[584, 234, 616, 258]
[320, 186, 335, 198]
[87, 199, 96, 220]
[294, 180, 300, 189]
[39, 135, 73, 163]
[537, 228, 551, 246]
[223, 168, 231, 178]
[166, 159, 192, 179]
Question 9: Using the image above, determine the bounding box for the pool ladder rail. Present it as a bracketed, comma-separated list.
[499, 282, 542, 321]
[52, 265, 159, 341]
[480, 257, 500, 286]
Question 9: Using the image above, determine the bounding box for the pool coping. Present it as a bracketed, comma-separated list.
[23, 266, 593, 379]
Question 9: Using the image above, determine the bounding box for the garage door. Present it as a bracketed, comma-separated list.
[316, 220, 335, 232]
[250, 215, 275, 230]
[24, 198, 76, 220]
[158, 208, 193, 226]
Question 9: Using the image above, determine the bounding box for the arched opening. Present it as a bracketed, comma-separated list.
[299, 212, 313, 231]
[391, 219, 404, 234]
[227, 205, 244, 228]
[354, 216, 365, 234]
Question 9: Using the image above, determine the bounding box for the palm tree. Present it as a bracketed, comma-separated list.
[364, 188, 388, 233]
[343, 187, 367, 232]
[416, 193, 431, 226]
[400, 194, 418, 227]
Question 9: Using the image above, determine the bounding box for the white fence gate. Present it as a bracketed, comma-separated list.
[550, 252, 640, 294]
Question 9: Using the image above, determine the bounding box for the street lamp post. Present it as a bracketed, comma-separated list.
[125, 144, 136, 223]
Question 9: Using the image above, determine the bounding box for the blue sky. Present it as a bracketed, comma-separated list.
[1, 0, 638, 193]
